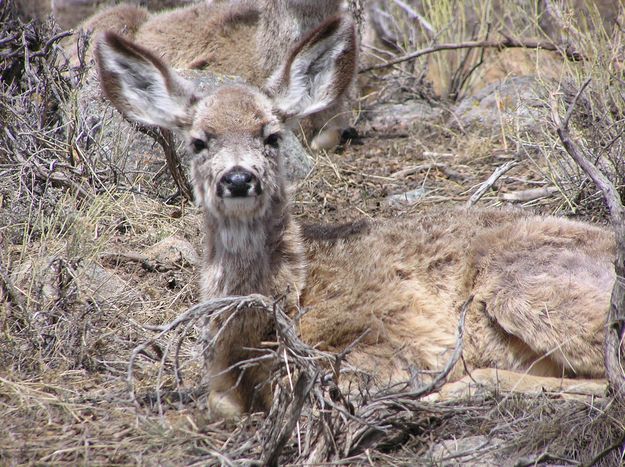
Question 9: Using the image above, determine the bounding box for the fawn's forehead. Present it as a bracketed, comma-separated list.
[192, 85, 278, 138]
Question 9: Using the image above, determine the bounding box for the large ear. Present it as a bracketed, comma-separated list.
[265, 14, 357, 122]
[94, 31, 197, 130]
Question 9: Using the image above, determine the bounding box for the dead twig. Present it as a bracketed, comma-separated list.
[580, 426, 625, 467]
[262, 371, 317, 467]
[391, 162, 466, 181]
[127, 295, 273, 406]
[389, 0, 435, 36]
[100, 251, 161, 273]
[3, 126, 94, 200]
[501, 186, 559, 202]
[360, 37, 583, 73]
[30, 30, 73, 59]
[466, 161, 518, 207]
[137, 125, 194, 202]
[552, 79, 625, 400]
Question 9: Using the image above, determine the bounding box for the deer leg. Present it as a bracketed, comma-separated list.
[427, 368, 607, 402]
[465, 246, 611, 378]
[206, 352, 273, 420]
[205, 351, 247, 421]
[204, 310, 275, 420]
[310, 101, 350, 151]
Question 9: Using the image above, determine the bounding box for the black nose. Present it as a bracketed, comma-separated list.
[221, 168, 256, 197]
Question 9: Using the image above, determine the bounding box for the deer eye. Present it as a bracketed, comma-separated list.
[264, 132, 281, 148]
[191, 138, 207, 153]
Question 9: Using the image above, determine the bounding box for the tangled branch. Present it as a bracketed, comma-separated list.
[127, 293, 471, 464]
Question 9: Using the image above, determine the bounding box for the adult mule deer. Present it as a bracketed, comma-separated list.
[71, 0, 352, 150]
[95, 19, 614, 420]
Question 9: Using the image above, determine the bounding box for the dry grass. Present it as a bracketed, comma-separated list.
[2, 0, 625, 465]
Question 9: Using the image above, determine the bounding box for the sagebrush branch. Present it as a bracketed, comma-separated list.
[372, 296, 471, 402]
[360, 37, 583, 73]
[127, 294, 273, 405]
[136, 125, 194, 202]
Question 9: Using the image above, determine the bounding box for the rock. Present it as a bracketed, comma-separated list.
[363, 99, 443, 135]
[386, 187, 427, 207]
[80, 261, 143, 305]
[144, 236, 199, 267]
[72, 68, 314, 190]
[452, 76, 549, 137]
[13, 256, 143, 308]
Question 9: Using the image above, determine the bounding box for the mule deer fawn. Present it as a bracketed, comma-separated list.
[95, 19, 614, 420]
[71, 0, 352, 150]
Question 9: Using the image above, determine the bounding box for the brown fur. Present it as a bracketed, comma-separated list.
[303, 210, 613, 384]
[135, 2, 260, 77]
[95, 30, 614, 421]
[192, 86, 272, 137]
[75, 3, 149, 38]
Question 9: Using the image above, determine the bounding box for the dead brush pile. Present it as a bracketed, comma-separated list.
[1, 1, 625, 465]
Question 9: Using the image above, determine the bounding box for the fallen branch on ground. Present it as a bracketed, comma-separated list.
[466, 161, 518, 207]
[392, 162, 466, 181]
[500, 186, 559, 203]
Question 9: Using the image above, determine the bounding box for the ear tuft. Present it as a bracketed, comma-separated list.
[95, 31, 196, 129]
[265, 14, 357, 123]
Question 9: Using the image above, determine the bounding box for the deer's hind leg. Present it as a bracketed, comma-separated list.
[463, 220, 614, 379]
[429, 368, 607, 402]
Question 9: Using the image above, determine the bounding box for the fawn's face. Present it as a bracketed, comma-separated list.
[95, 15, 355, 218]
[188, 86, 285, 220]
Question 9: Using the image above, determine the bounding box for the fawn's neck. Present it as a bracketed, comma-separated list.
[200, 202, 305, 300]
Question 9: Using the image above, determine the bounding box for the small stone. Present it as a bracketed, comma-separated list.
[385, 187, 427, 207]
[144, 236, 199, 267]
[364, 100, 443, 134]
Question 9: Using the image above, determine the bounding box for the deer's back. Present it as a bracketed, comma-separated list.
[134, 2, 261, 82]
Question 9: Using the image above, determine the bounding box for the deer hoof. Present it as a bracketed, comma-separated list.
[311, 128, 341, 151]
[208, 391, 244, 421]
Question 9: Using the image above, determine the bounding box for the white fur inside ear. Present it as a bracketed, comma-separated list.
[98, 41, 194, 129]
[269, 23, 352, 121]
